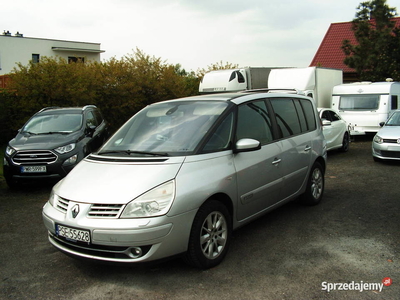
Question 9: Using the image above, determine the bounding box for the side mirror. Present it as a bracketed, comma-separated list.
[379, 122, 385, 127]
[234, 138, 261, 153]
[322, 119, 331, 126]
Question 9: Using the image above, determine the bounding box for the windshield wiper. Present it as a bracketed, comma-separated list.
[98, 150, 168, 157]
[36, 131, 70, 135]
[22, 131, 37, 135]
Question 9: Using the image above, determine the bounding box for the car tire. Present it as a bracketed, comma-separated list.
[299, 162, 324, 206]
[184, 200, 232, 269]
[339, 132, 350, 152]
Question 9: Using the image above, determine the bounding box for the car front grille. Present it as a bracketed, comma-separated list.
[57, 197, 70, 213]
[54, 198, 124, 218]
[382, 138, 399, 144]
[380, 150, 400, 158]
[88, 204, 124, 218]
[12, 150, 57, 164]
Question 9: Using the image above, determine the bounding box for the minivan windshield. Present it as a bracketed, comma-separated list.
[22, 114, 83, 134]
[99, 101, 229, 156]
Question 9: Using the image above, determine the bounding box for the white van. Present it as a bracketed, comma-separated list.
[331, 80, 400, 135]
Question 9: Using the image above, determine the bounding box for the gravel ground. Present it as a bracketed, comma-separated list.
[0, 136, 399, 300]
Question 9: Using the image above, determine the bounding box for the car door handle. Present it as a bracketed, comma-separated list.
[272, 158, 282, 165]
[305, 146, 312, 152]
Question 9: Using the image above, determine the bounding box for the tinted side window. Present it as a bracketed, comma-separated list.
[300, 99, 316, 131]
[86, 111, 99, 127]
[270, 98, 301, 138]
[237, 100, 273, 145]
[392, 95, 398, 110]
[331, 111, 341, 122]
[294, 99, 308, 132]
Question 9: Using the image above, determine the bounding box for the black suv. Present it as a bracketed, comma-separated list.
[3, 105, 109, 188]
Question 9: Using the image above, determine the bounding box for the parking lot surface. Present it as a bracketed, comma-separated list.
[0, 137, 399, 300]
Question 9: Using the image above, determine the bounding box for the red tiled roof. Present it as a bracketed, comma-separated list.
[309, 17, 400, 73]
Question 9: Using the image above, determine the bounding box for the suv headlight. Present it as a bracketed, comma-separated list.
[5, 146, 16, 156]
[373, 135, 383, 144]
[121, 180, 175, 218]
[55, 143, 76, 154]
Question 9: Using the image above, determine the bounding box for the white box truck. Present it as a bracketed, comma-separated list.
[267, 67, 343, 108]
[199, 67, 280, 93]
[331, 80, 400, 135]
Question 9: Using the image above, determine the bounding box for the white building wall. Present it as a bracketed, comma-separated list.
[0, 32, 105, 75]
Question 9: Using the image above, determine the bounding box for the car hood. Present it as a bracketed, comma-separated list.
[376, 126, 400, 139]
[9, 132, 81, 150]
[54, 156, 185, 204]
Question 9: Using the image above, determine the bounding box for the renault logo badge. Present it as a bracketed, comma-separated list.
[71, 204, 80, 218]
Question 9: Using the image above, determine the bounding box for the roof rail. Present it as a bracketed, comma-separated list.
[82, 105, 97, 111]
[243, 88, 305, 95]
[38, 106, 60, 113]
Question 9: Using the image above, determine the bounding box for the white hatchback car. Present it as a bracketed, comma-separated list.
[319, 108, 350, 152]
[42, 91, 327, 269]
[372, 109, 400, 161]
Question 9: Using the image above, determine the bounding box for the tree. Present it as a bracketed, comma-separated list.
[6, 49, 202, 135]
[342, 0, 400, 81]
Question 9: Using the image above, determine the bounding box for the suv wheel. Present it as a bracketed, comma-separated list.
[299, 162, 324, 206]
[185, 200, 232, 269]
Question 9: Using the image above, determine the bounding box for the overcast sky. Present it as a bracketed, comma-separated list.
[3, 0, 400, 72]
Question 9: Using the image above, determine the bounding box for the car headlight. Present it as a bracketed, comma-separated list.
[55, 143, 76, 154]
[49, 189, 59, 207]
[5, 145, 16, 156]
[373, 135, 383, 144]
[121, 180, 175, 218]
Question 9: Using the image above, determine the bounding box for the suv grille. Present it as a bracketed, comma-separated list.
[12, 150, 57, 164]
[89, 204, 124, 218]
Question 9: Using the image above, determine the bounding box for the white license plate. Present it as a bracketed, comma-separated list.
[56, 224, 91, 243]
[21, 166, 46, 173]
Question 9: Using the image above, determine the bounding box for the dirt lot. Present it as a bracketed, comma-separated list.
[0, 136, 399, 300]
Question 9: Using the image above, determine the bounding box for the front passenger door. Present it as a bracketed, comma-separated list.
[234, 100, 284, 221]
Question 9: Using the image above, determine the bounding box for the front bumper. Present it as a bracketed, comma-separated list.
[3, 155, 77, 183]
[372, 142, 400, 160]
[42, 202, 197, 263]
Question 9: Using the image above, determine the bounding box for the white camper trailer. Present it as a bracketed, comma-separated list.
[331, 81, 400, 135]
[199, 67, 278, 93]
[267, 67, 343, 108]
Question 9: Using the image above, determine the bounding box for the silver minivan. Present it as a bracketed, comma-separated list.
[42, 91, 327, 269]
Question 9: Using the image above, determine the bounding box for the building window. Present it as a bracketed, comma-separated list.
[32, 54, 40, 63]
[68, 56, 85, 63]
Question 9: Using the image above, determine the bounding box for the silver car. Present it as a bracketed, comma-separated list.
[42, 91, 327, 269]
[372, 109, 400, 161]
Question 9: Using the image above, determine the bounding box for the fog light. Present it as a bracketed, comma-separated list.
[3, 158, 8, 166]
[62, 154, 78, 166]
[130, 247, 143, 258]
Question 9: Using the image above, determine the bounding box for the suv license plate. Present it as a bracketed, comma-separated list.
[56, 224, 91, 243]
[21, 166, 46, 173]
